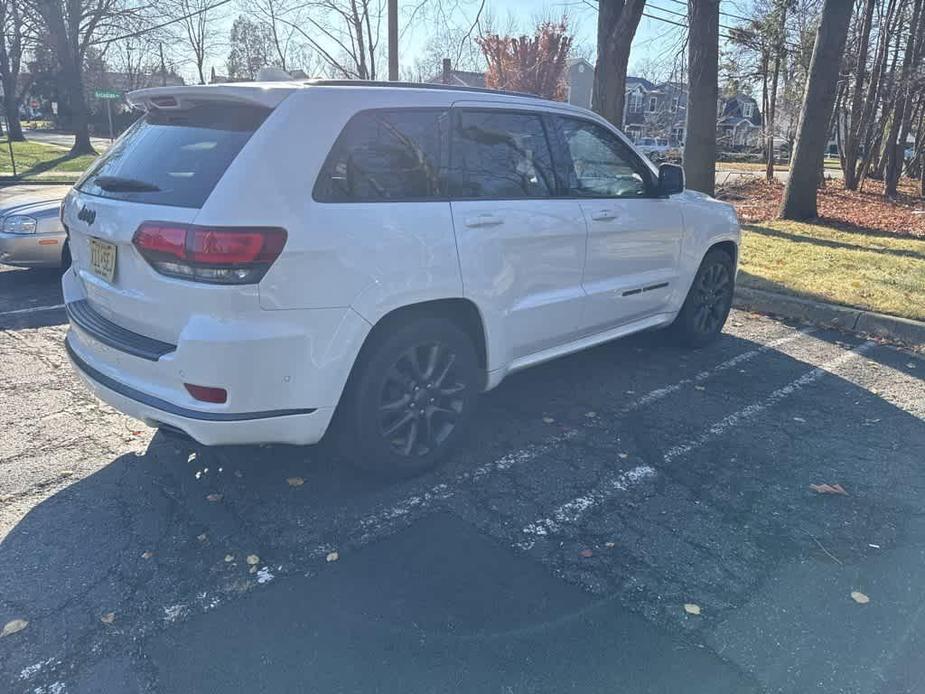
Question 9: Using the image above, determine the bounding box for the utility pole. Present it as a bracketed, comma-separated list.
[388, 0, 398, 80]
[159, 43, 168, 87]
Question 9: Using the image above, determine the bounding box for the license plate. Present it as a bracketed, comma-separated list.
[89, 237, 116, 283]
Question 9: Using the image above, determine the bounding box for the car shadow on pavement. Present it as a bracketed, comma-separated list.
[1, 325, 923, 693]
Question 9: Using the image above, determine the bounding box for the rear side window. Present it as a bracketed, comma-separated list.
[449, 110, 555, 199]
[78, 103, 269, 209]
[314, 109, 447, 202]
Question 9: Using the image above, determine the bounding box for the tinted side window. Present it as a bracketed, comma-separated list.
[314, 109, 447, 202]
[449, 110, 555, 199]
[558, 117, 651, 198]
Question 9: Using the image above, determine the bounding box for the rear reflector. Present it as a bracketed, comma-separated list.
[133, 223, 286, 284]
[184, 383, 228, 404]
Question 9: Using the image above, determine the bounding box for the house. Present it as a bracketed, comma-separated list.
[623, 78, 686, 146]
[427, 59, 486, 88]
[717, 93, 763, 148]
[564, 58, 595, 109]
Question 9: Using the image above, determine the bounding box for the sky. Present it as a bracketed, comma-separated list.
[184, 0, 744, 86]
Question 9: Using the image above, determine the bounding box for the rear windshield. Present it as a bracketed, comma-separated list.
[77, 102, 270, 208]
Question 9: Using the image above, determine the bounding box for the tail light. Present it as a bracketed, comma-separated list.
[133, 223, 287, 284]
[184, 383, 228, 404]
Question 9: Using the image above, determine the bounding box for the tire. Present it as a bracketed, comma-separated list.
[337, 317, 480, 478]
[671, 248, 736, 348]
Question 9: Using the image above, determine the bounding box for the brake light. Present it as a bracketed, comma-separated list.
[133, 223, 286, 284]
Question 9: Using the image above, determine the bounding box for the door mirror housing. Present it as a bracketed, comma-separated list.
[657, 163, 684, 196]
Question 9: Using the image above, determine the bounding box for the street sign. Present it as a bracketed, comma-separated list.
[94, 90, 122, 99]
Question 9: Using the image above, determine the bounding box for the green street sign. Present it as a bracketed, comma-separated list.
[94, 90, 122, 99]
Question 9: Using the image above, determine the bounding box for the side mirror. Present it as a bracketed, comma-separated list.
[658, 163, 684, 196]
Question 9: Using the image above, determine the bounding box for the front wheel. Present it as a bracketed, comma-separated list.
[671, 248, 735, 348]
[338, 317, 480, 478]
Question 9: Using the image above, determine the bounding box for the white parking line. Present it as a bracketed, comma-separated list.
[518, 465, 656, 549]
[662, 340, 875, 463]
[0, 303, 65, 317]
[330, 325, 819, 555]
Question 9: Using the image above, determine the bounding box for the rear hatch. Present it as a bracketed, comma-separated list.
[64, 87, 290, 344]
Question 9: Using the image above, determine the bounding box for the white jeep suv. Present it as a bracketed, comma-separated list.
[62, 80, 740, 476]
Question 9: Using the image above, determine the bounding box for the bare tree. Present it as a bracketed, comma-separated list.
[163, 0, 225, 84]
[30, 0, 139, 155]
[684, 0, 720, 196]
[592, 0, 646, 128]
[780, 0, 853, 220]
[0, 0, 34, 140]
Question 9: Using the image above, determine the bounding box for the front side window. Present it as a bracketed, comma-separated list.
[557, 117, 651, 199]
[648, 97, 658, 113]
[314, 109, 447, 202]
[449, 110, 555, 199]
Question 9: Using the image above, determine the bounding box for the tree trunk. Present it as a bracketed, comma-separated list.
[684, 0, 720, 196]
[1, 83, 25, 141]
[841, 0, 876, 190]
[779, 0, 853, 220]
[885, 0, 924, 198]
[61, 59, 95, 155]
[592, 0, 646, 128]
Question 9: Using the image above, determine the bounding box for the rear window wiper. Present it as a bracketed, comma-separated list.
[93, 175, 161, 192]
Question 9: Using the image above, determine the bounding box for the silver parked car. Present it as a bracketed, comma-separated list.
[0, 186, 70, 269]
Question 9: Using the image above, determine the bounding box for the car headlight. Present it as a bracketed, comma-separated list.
[2, 215, 38, 234]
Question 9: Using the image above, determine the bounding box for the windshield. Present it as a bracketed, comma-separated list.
[78, 102, 269, 208]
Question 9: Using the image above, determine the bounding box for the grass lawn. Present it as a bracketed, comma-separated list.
[739, 220, 925, 321]
[0, 138, 97, 181]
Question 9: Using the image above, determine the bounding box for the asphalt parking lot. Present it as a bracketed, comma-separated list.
[1, 263, 923, 694]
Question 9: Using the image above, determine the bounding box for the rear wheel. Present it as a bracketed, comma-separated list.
[338, 317, 479, 478]
[672, 248, 735, 347]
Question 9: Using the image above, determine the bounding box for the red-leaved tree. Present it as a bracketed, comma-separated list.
[477, 19, 572, 100]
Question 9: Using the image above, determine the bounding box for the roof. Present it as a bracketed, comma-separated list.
[626, 76, 656, 90]
[425, 70, 486, 88]
[129, 80, 591, 114]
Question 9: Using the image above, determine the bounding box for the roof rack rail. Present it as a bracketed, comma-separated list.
[301, 79, 546, 101]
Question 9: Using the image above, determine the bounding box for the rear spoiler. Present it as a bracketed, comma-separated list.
[127, 84, 299, 112]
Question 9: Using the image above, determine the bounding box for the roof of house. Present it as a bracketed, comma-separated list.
[425, 69, 486, 88]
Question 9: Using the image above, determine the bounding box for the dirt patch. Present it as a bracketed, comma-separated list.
[718, 178, 925, 238]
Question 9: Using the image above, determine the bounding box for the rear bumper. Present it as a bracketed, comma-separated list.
[66, 335, 334, 445]
[0, 231, 65, 268]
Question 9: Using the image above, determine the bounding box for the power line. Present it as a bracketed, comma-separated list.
[659, 0, 755, 25]
[90, 0, 234, 46]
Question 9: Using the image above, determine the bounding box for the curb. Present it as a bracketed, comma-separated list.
[733, 286, 925, 347]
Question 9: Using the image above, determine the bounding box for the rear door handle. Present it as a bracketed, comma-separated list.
[590, 210, 618, 222]
[464, 214, 504, 228]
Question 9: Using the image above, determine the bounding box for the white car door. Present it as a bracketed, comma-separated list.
[449, 107, 588, 362]
[554, 115, 684, 333]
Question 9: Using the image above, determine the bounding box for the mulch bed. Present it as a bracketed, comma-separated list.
[717, 177, 925, 238]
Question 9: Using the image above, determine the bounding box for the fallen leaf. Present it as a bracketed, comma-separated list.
[810, 483, 848, 496]
[206, 493, 222, 502]
[286, 477, 305, 487]
[246, 554, 260, 565]
[326, 551, 339, 562]
[792, 416, 806, 423]
[1, 618, 28, 637]
[605, 541, 616, 549]
[578, 548, 594, 558]
[868, 543, 880, 549]
[542, 416, 555, 424]
[907, 362, 917, 369]
[851, 591, 870, 604]
[684, 603, 701, 615]
[141, 551, 154, 560]
[224, 554, 235, 562]
[197, 533, 207, 542]
[249, 565, 257, 574]
[618, 453, 629, 459]
[100, 612, 115, 624]
[585, 411, 597, 418]
[694, 385, 706, 391]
